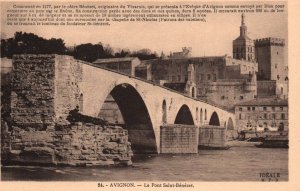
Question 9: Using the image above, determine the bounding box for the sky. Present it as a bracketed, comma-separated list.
[1, 1, 288, 58]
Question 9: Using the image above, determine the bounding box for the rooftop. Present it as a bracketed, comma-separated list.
[236, 97, 288, 106]
[163, 82, 186, 93]
[93, 57, 138, 64]
[142, 56, 226, 63]
[234, 35, 252, 41]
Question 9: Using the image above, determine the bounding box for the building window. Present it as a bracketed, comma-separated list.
[263, 107, 267, 111]
[277, 75, 280, 80]
[247, 107, 250, 111]
[281, 87, 284, 94]
[281, 113, 285, 120]
[272, 107, 275, 111]
[280, 107, 284, 111]
[213, 74, 217, 82]
[239, 107, 242, 111]
[275, 64, 277, 69]
[207, 74, 211, 80]
[177, 75, 181, 81]
[221, 96, 225, 100]
[239, 113, 242, 120]
[172, 76, 176, 82]
[200, 74, 204, 81]
[264, 113, 267, 119]
[252, 107, 255, 111]
[192, 87, 195, 97]
[240, 96, 244, 100]
[272, 114, 276, 119]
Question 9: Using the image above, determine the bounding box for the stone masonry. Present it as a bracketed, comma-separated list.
[10, 54, 83, 128]
[3, 54, 133, 166]
[160, 124, 199, 153]
[1, 122, 133, 166]
[11, 55, 56, 128]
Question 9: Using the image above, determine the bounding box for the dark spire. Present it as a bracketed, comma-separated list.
[241, 13, 245, 25]
[240, 13, 247, 37]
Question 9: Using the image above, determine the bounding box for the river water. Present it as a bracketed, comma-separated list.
[1, 144, 288, 181]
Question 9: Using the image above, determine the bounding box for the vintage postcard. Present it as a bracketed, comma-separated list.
[0, 0, 299, 190]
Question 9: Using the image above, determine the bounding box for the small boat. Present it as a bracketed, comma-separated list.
[255, 135, 288, 148]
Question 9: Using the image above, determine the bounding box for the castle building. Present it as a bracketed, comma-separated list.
[170, 47, 192, 58]
[134, 15, 259, 110]
[255, 38, 288, 99]
[255, 38, 285, 81]
[135, 55, 258, 110]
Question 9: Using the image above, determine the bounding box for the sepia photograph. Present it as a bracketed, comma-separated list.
[0, 0, 299, 190]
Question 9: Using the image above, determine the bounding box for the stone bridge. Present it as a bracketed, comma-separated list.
[10, 55, 236, 154]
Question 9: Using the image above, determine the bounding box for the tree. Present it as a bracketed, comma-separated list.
[73, 43, 106, 62]
[103, 44, 114, 58]
[115, 48, 131, 58]
[130, 48, 158, 60]
[0, 32, 67, 58]
[0, 39, 7, 57]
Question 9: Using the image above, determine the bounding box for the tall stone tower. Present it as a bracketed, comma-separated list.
[254, 38, 285, 81]
[233, 14, 255, 62]
[254, 38, 287, 99]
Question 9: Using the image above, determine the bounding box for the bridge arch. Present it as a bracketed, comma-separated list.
[227, 117, 234, 130]
[99, 83, 157, 154]
[174, 104, 194, 125]
[209, 111, 220, 126]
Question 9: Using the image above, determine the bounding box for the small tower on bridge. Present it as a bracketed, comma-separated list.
[185, 62, 197, 98]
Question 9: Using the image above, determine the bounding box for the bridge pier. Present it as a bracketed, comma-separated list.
[160, 125, 199, 154]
